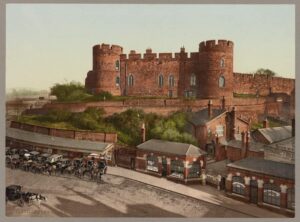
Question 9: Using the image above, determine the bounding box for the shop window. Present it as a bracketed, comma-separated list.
[219, 76, 225, 88]
[187, 162, 200, 178]
[263, 183, 281, 207]
[146, 155, 158, 172]
[287, 188, 295, 210]
[170, 159, 184, 178]
[232, 176, 245, 195]
[159, 75, 164, 87]
[190, 74, 196, 86]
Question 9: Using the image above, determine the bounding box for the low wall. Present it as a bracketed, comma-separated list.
[10, 121, 117, 143]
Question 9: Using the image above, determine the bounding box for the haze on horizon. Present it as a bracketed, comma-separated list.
[6, 4, 295, 91]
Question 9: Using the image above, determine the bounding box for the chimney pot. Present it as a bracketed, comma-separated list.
[263, 118, 269, 128]
[208, 100, 212, 118]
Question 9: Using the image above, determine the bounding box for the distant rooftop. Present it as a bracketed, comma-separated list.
[187, 108, 226, 126]
[254, 126, 292, 144]
[227, 157, 294, 180]
[137, 139, 206, 156]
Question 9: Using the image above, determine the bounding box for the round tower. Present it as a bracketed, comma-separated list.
[198, 40, 234, 99]
[90, 43, 123, 95]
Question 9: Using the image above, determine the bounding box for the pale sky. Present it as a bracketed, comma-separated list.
[6, 4, 295, 91]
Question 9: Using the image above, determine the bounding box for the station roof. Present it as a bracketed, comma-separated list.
[137, 139, 206, 156]
[6, 127, 113, 154]
[227, 157, 294, 180]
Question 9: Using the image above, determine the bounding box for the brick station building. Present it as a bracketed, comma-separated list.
[135, 139, 207, 184]
[225, 157, 295, 216]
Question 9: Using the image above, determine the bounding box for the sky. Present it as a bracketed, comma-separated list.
[6, 4, 295, 91]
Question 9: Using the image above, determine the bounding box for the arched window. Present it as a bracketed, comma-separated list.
[128, 74, 134, 86]
[232, 176, 245, 195]
[190, 74, 196, 86]
[263, 183, 280, 206]
[169, 75, 175, 87]
[187, 161, 200, 178]
[220, 58, 225, 68]
[219, 76, 225, 88]
[116, 76, 120, 86]
[146, 155, 158, 172]
[170, 160, 184, 178]
[158, 75, 164, 87]
[115, 60, 120, 71]
[287, 188, 295, 210]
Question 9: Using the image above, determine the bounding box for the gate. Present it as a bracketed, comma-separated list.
[250, 180, 258, 204]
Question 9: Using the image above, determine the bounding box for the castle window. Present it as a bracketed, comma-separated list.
[190, 74, 196, 86]
[159, 75, 164, 87]
[116, 76, 120, 86]
[128, 75, 134, 86]
[115, 60, 120, 71]
[220, 58, 225, 68]
[219, 76, 225, 88]
[169, 75, 175, 87]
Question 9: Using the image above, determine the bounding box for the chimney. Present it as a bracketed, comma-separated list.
[141, 123, 146, 143]
[241, 131, 246, 146]
[230, 107, 236, 139]
[292, 118, 295, 137]
[208, 100, 212, 119]
[245, 131, 250, 158]
[221, 96, 226, 110]
[263, 118, 269, 128]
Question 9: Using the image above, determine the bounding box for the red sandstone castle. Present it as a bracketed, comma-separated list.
[85, 40, 294, 99]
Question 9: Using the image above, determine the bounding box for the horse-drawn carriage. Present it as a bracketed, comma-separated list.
[6, 185, 47, 207]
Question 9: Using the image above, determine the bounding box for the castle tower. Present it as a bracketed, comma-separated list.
[85, 43, 123, 95]
[198, 40, 234, 99]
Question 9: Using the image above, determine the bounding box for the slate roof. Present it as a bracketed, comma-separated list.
[137, 139, 206, 156]
[187, 108, 226, 126]
[266, 137, 295, 150]
[255, 126, 292, 144]
[6, 127, 113, 154]
[227, 157, 294, 180]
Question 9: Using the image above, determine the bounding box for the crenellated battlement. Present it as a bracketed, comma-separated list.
[93, 43, 123, 55]
[199, 39, 233, 52]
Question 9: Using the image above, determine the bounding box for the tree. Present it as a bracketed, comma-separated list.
[254, 68, 276, 77]
[50, 81, 90, 101]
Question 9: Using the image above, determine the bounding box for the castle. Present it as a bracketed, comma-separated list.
[85, 40, 294, 99]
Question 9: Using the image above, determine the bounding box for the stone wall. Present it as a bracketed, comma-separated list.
[10, 121, 117, 143]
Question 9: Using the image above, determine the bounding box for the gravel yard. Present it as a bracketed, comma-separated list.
[6, 168, 252, 217]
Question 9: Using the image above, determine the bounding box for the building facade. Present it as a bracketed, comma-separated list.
[135, 139, 207, 184]
[85, 40, 295, 99]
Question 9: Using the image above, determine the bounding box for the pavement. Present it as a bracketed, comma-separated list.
[107, 166, 287, 218]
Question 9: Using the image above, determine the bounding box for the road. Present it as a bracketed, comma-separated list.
[6, 168, 253, 217]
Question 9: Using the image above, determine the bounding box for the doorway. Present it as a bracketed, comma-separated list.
[250, 180, 258, 204]
[162, 157, 167, 176]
